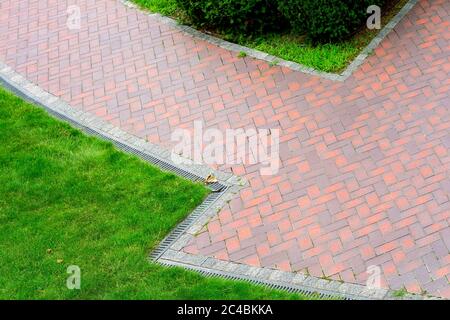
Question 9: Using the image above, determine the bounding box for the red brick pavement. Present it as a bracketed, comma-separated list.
[1, 0, 449, 297]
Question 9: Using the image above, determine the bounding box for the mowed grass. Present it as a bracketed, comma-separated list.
[132, 0, 408, 73]
[132, 0, 178, 15]
[0, 87, 303, 300]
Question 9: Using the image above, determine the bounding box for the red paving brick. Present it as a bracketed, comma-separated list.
[1, 0, 449, 297]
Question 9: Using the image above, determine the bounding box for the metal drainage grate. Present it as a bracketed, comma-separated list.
[150, 191, 224, 261]
[157, 260, 346, 300]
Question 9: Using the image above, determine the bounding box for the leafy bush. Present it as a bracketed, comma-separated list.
[175, 0, 283, 35]
[278, 0, 390, 43]
[177, 0, 395, 43]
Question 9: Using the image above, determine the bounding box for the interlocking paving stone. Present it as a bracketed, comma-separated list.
[0, 0, 449, 298]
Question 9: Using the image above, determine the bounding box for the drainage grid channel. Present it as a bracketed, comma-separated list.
[157, 260, 344, 300]
[0, 75, 347, 300]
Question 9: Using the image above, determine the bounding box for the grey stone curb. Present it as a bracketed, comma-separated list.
[158, 251, 436, 300]
[120, 0, 418, 82]
[0, 54, 433, 299]
[159, 251, 382, 300]
[0, 61, 236, 186]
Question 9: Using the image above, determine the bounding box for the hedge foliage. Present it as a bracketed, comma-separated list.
[176, 0, 394, 43]
[176, 0, 283, 35]
[278, 0, 388, 43]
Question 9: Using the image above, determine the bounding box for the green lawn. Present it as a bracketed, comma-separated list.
[132, 0, 408, 73]
[0, 87, 304, 300]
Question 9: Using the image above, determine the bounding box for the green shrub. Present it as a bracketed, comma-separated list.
[278, 0, 389, 43]
[177, 0, 396, 43]
[175, 0, 284, 35]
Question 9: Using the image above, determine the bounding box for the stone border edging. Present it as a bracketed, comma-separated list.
[120, 0, 418, 82]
